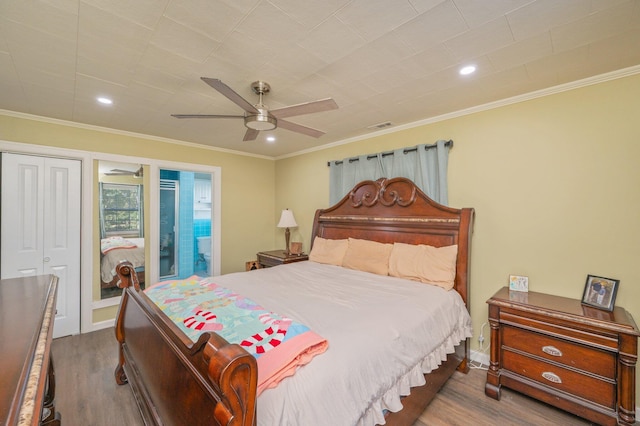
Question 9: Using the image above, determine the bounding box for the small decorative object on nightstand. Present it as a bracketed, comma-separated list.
[485, 287, 639, 426]
[256, 250, 308, 268]
[245, 260, 260, 271]
[290, 242, 303, 255]
[508, 274, 528, 292]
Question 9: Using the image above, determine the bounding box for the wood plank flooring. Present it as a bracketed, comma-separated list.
[52, 328, 593, 425]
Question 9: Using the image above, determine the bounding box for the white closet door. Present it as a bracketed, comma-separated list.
[1, 154, 44, 277]
[1, 153, 81, 337]
[43, 158, 81, 337]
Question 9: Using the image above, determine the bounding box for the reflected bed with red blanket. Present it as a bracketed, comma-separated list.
[100, 237, 145, 290]
[114, 177, 474, 425]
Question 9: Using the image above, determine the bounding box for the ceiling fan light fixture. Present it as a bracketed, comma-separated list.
[172, 78, 337, 140]
[245, 114, 277, 131]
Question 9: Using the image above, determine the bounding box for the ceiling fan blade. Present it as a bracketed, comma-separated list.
[270, 98, 338, 119]
[171, 114, 244, 119]
[201, 78, 260, 114]
[243, 128, 259, 141]
[277, 119, 325, 138]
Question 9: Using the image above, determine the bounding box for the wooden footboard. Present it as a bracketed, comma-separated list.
[114, 262, 257, 426]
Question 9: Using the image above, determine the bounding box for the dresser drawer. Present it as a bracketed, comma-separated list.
[503, 349, 616, 409]
[502, 325, 616, 379]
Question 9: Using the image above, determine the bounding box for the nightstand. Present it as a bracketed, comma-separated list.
[256, 250, 308, 268]
[485, 287, 639, 426]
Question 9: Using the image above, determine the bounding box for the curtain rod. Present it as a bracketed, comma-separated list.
[327, 139, 453, 167]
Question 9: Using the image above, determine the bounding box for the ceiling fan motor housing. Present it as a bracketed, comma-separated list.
[245, 107, 277, 130]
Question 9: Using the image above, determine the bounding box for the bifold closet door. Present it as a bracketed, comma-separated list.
[1, 152, 81, 337]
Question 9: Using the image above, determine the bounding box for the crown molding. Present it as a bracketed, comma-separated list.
[0, 109, 273, 161]
[2, 64, 639, 163]
[277, 64, 640, 161]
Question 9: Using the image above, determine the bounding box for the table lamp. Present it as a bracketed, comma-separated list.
[277, 209, 298, 255]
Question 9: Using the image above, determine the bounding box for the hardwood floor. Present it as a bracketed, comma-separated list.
[52, 328, 593, 425]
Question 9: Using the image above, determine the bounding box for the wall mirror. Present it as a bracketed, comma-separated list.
[98, 161, 146, 299]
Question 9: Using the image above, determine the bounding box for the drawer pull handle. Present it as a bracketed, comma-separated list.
[542, 371, 562, 384]
[542, 345, 562, 357]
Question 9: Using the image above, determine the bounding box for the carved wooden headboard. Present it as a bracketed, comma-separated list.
[311, 177, 475, 309]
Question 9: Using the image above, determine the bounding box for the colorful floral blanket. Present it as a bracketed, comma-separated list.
[145, 276, 328, 395]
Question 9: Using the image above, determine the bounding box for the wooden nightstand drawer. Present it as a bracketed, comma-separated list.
[503, 349, 616, 409]
[500, 310, 618, 351]
[502, 325, 616, 379]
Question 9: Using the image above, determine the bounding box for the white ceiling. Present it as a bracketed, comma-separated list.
[1, 0, 639, 158]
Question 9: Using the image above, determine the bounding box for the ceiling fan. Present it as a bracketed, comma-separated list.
[172, 78, 338, 141]
[105, 166, 143, 178]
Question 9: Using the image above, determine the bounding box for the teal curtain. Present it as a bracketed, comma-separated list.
[328, 140, 451, 205]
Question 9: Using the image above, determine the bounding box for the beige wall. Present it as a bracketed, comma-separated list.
[276, 73, 640, 405]
[0, 114, 276, 323]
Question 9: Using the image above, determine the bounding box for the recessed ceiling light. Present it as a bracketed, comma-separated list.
[266, 136, 276, 143]
[97, 97, 113, 105]
[459, 65, 476, 76]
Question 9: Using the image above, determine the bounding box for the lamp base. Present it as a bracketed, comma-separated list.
[284, 227, 291, 255]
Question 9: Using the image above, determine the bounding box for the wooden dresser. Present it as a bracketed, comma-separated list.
[486, 287, 638, 426]
[0, 275, 61, 426]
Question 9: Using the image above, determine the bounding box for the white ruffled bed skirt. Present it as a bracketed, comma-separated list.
[358, 320, 474, 426]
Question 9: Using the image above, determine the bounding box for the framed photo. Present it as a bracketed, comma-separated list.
[581, 275, 619, 311]
[290, 242, 303, 255]
[245, 260, 261, 271]
[509, 275, 529, 292]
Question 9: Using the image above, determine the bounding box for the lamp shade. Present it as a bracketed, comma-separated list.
[277, 209, 297, 228]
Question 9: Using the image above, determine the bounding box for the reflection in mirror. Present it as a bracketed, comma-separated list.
[159, 169, 212, 280]
[98, 161, 146, 299]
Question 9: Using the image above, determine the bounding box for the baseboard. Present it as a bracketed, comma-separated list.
[91, 319, 115, 332]
[470, 349, 490, 367]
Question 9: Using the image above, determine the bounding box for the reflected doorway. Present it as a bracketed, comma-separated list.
[159, 169, 212, 280]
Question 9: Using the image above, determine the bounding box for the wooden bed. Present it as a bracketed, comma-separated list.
[114, 177, 474, 425]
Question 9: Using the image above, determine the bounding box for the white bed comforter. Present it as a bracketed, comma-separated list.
[208, 261, 473, 426]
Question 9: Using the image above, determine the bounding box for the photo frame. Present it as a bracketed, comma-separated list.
[290, 242, 303, 255]
[581, 274, 619, 311]
[245, 260, 261, 271]
[508, 275, 529, 292]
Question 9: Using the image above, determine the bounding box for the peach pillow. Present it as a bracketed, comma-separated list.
[342, 238, 393, 276]
[309, 237, 348, 266]
[388, 243, 458, 290]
